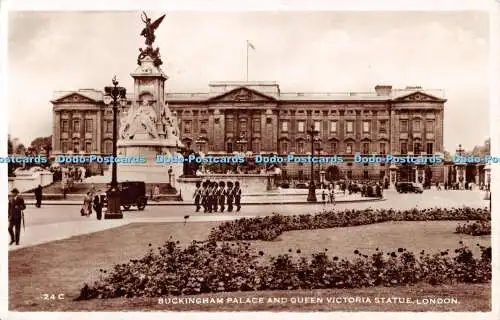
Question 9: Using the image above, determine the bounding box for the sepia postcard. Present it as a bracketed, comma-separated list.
[2, 1, 498, 319]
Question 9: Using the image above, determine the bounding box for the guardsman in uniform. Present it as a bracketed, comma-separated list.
[234, 181, 242, 212]
[8, 188, 26, 246]
[206, 181, 214, 213]
[218, 181, 226, 212]
[193, 181, 202, 212]
[202, 180, 210, 213]
[210, 182, 218, 213]
[226, 181, 234, 212]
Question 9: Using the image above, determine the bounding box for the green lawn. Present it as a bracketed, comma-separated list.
[9, 221, 491, 312]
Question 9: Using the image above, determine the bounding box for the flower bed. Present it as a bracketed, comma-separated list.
[208, 207, 490, 241]
[76, 240, 491, 300]
[456, 220, 491, 236]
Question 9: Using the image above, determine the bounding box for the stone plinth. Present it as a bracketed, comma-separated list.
[177, 173, 276, 202]
[95, 139, 183, 184]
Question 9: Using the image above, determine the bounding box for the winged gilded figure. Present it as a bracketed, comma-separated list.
[140, 12, 166, 46]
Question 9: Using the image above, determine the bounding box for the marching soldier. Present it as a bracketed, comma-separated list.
[234, 181, 242, 212]
[210, 182, 218, 213]
[226, 181, 234, 212]
[8, 188, 26, 246]
[193, 181, 202, 212]
[202, 180, 210, 213]
[218, 181, 226, 212]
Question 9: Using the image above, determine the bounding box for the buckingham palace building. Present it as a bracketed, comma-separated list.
[51, 81, 446, 184]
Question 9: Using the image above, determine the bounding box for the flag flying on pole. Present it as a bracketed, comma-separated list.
[247, 40, 255, 50]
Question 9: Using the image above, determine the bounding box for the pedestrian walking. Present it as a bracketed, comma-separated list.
[34, 184, 43, 208]
[193, 181, 202, 212]
[8, 188, 26, 246]
[81, 192, 93, 217]
[226, 181, 234, 212]
[93, 192, 103, 220]
[234, 181, 242, 212]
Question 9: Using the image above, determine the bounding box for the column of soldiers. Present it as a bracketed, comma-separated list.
[193, 180, 242, 213]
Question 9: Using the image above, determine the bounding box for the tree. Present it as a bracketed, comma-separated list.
[30, 135, 52, 154]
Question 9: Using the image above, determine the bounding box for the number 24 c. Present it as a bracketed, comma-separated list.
[40, 293, 65, 300]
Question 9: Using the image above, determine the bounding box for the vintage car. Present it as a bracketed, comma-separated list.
[396, 182, 423, 194]
[103, 181, 148, 211]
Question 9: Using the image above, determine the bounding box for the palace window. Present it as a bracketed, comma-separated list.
[85, 141, 92, 153]
[379, 142, 386, 155]
[214, 118, 220, 125]
[61, 141, 69, 153]
[105, 120, 113, 133]
[363, 121, 370, 133]
[226, 119, 233, 132]
[426, 120, 434, 132]
[346, 143, 353, 154]
[104, 140, 113, 154]
[240, 119, 247, 132]
[362, 142, 370, 154]
[298, 141, 305, 154]
[364, 170, 369, 180]
[61, 120, 69, 132]
[73, 140, 80, 153]
[414, 142, 422, 154]
[426, 142, 434, 155]
[73, 120, 80, 132]
[183, 121, 192, 134]
[314, 142, 321, 153]
[379, 120, 387, 133]
[400, 120, 408, 133]
[346, 121, 354, 133]
[413, 119, 421, 131]
[298, 170, 304, 180]
[347, 170, 352, 179]
[314, 121, 321, 132]
[281, 121, 289, 132]
[331, 142, 337, 154]
[253, 118, 261, 132]
[330, 120, 337, 133]
[199, 120, 208, 134]
[266, 118, 272, 125]
[226, 142, 233, 153]
[281, 142, 288, 154]
[401, 142, 408, 154]
[85, 119, 93, 132]
[297, 121, 305, 133]
[252, 140, 260, 153]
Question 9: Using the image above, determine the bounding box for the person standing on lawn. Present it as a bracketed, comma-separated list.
[8, 188, 26, 245]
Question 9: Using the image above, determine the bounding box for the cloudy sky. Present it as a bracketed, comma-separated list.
[7, 10, 489, 150]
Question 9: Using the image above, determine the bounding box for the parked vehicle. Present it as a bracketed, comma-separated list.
[295, 182, 309, 189]
[396, 182, 423, 194]
[103, 181, 148, 210]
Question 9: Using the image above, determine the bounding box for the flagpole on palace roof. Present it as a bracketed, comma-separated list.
[246, 40, 255, 82]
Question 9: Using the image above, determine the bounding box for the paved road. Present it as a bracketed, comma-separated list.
[22, 189, 487, 227]
[8, 190, 487, 251]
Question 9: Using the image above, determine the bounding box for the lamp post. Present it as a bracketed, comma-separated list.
[103, 76, 127, 219]
[306, 125, 318, 202]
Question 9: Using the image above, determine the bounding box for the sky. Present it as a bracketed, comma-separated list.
[7, 11, 490, 151]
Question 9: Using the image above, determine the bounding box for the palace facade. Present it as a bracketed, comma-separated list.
[51, 81, 447, 183]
